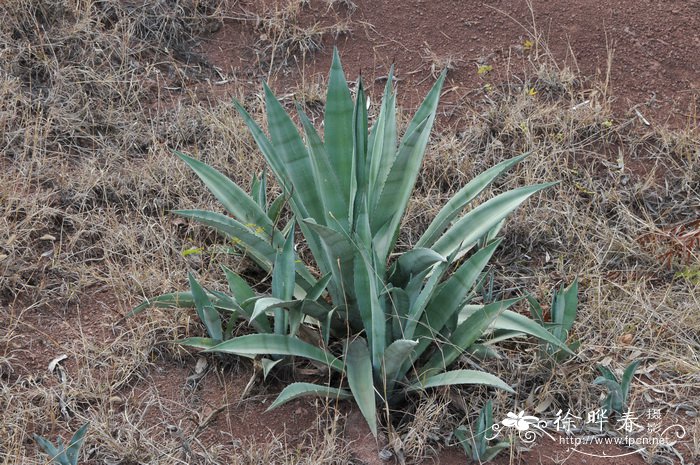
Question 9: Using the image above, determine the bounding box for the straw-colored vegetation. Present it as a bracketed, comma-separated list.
[1, 0, 698, 464]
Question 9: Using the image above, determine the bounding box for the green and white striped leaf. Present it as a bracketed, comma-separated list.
[492, 310, 574, 355]
[382, 339, 418, 389]
[421, 298, 521, 377]
[346, 338, 378, 437]
[176, 152, 279, 244]
[263, 82, 324, 220]
[129, 291, 195, 317]
[324, 48, 354, 203]
[206, 334, 344, 372]
[406, 369, 513, 393]
[175, 337, 223, 351]
[372, 71, 446, 260]
[422, 239, 502, 336]
[267, 382, 352, 411]
[368, 67, 398, 212]
[221, 265, 256, 303]
[417, 153, 530, 248]
[432, 183, 556, 258]
[296, 105, 347, 228]
[188, 273, 223, 341]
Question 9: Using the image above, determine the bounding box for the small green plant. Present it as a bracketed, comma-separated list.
[454, 400, 509, 462]
[527, 279, 580, 361]
[593, 360, 640, 414]
[33, 423, 89, 465]
[132, 49, 570, 436]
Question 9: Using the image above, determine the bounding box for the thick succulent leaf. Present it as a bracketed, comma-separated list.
[552, 279, 578, 340]
[263, 82, 325, 220]
[481, 444, 510, 462]
[371, 117, 431, 261]
[267, 192, 287, 223]
[492, 310, 574, 355]
[466, 343, 503, 361]
[175, 152, 278, 241]
[302, 219, 356, 310]
[368, 68, 398, 211]
[176, 337, 224, 351]
[621, 360, 640, 400]
[209, 289, 271, 333]
[402, 258, 452, 340]
[593, 377, 623, 410]
[597, 365, 619, 383]
[406, 369, 514, 393]
[261, 358, 282, 380]
[129, 291, 195, 317]
[353, 248, 385, 370]
[176, 210, 315, 291]
[250, 297, 285, 321]
[454, 426, 473, 456]
[129, 290, 243, 320]
[305, 273, 332, 301]
[232, 100, 295, 201]
[267, 382, 353, 411]
[346, 338, 378, 437]
[391, 248, 446, 286]
[372, 71, 445, 258]
[188, 273, 223, 341]
[382, 339, 418, 389]
[206, 334, 344, 372]
[432, 183, 557, 258]
[272, 223, 295, 333]
[417, 153, 530, 248]
[33, 435, 64, 464]
[250, 298, 333, 322]
[324, 48, 354, 200]
[221, 265, 255, 303]
[350, 78, 369, 225]
[422, 298, 521, 376]
[527, 294, 545, 326]
[422, 239, 502, 337]
[251, 170, 266, 209]
[174, 209, 276, 268]
[475, 400, 493, 455]
[296, 105, 348, 228]
[299, 299, 335, 320]
[65, 423, 90, 465]
[388, 287, 410, 340]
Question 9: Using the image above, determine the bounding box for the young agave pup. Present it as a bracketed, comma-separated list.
[132, 49, 571, 436]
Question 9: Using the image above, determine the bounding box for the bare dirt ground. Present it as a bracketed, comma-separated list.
[1, 0, 698, 464]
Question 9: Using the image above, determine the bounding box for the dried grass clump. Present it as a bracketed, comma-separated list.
[407, 58, 699, 462]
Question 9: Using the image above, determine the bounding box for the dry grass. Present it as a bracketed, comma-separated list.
[228, 0, 352, 74]
[1, 0, 698, 464]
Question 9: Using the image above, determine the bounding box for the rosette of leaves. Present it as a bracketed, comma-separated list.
[455, 400, 509, 462]
[132, 49, 570, 436]
[34, 423, 89, 465]
[593, 360, 640, 414]
[528, 279, 580, 361]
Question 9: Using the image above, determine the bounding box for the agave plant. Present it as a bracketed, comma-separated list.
[34, 423, 89, 465]
[132, 49, 570, 436]
[593, 360, 640, 415]
[454, 400, 509, 462]
[528, 279, 580, 361]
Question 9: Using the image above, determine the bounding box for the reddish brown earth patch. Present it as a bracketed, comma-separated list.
[199, 0, 699, 128]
